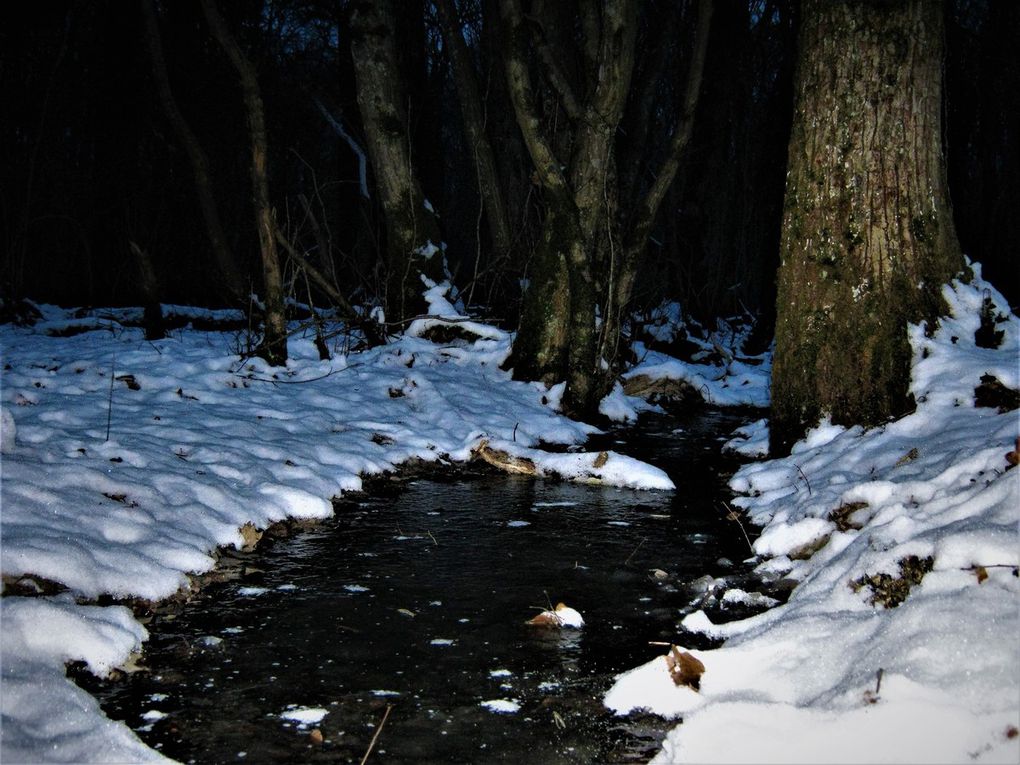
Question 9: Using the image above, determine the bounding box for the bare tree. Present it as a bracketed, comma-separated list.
[201, 0, 288, 365]
[500, 0, 712, 418]
[139, 0, 245, 304]
[348, 0, 449, 325]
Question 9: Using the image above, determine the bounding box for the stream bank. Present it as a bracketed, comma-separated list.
[75, 409, 778, 764]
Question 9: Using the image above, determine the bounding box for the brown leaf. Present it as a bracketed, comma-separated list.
[526, 610, 561, 627]
[593, 451, 609, 468]
[974, 565, 988, 584]
[1006, 438, 1019, 469]
[665, 646, 705, 690]
[309, 729, 323, 745]
[239, 522, 263, 552]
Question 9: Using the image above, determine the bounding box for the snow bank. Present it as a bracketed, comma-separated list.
[607, 269, 1020, 764]
[625, 310, 771, 408]
[0, 301, 671, 760]
[0, 598, 167, 763]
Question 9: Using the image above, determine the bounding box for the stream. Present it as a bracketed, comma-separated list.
[79, 409, 768, 763]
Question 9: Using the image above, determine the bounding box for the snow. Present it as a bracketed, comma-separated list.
[625, 309, 772, 408]
[2, 265, 1016, 763]
[279, 707, 327, 726]
[480, 699, 520, 714]
[0, 598, 167, 763]
[1, 301, 666, 761]
[606, 270, 1020, 764]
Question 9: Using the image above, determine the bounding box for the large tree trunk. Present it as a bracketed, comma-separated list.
[139, 0, 245, 304]
[348, 0, 447, 325]
[771, 0, 963, 454]
[201, 0, 288, 365]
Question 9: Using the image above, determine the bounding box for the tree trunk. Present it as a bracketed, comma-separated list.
[605, 0, 713, 370]
[139, 0, 245, 303]
[435, 0, 512, 261]
[771, 0, 963, 454]
[201, 0, 288, 366]
[348, 0, 447, 325]
[502, 0, 710, 419]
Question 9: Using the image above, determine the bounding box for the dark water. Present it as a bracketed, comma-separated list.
[80, 410, 766, 764]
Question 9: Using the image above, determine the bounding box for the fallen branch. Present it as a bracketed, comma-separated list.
[360, 704, 393, 765]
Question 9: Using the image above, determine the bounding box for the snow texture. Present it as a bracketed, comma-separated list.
[607, 269, 1020, 764]
[1, 300, 670, 761]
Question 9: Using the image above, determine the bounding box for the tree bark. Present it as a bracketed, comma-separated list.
[771, 0, 963, 454]
[348, 0, 447, 324]
[138, 0, 245, 303]
[201, 0, 288, 365]
[502, 0, 709, 419]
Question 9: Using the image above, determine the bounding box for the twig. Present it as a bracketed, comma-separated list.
[624, 538, 647, 566]
[794, 463, 812, 495]
[720, 502, 754, 554]
[359, 704, 393, 765]
[427, 530, 438, 546]
[543, 590, 553, 611]
[105, 348, 116, 442]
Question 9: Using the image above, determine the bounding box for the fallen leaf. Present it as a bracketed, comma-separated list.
[309, 729, 323, 745]
[665, 645, 705, 690]
[1006, 438, 1019, 469]
[593, 451, 609, 468]
[895, 447, 919, 466]
[974, 565, 988, 583]
[526, 602, 584, 629]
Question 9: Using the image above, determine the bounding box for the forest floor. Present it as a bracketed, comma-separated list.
[1, 268, 1017, 763]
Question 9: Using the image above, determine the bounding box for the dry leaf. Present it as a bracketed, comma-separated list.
[895, 447, 919, 466]
[974, 565, 988, 583]
[593, 451, 609, 468]
[239, 522, 263, 552]
[1005, 438, 1019, 469]
[526, 602, 584, 628]
[309, 729, 323, 745]
[665, 645, 705, 690]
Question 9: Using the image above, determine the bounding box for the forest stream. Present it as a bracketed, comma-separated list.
[77, 409, 773, 764]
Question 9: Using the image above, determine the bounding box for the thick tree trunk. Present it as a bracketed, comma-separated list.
[139, 0, 245, 303]
[349, 0, 447, 325]
[771, 0, 963, 454]
[201, 0, 288, 365]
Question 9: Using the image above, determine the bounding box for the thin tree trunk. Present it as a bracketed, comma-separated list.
[201, 0, 288, 365]
[435, 0, 512, 261]
[771, 0, 963, 454]
[349, 0, 447, 324]
[139, 0, 245, 303]
[603, 0, 713, 369]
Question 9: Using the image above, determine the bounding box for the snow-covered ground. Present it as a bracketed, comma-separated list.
[1, 268, 1016, 763]
[0, 291, 668, 761]
[607, 269, 1020, 763]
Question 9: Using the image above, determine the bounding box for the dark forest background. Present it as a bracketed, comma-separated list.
[2, 0, 1017, 329]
